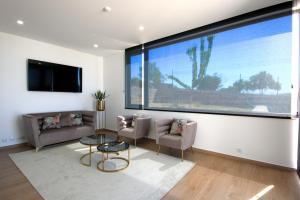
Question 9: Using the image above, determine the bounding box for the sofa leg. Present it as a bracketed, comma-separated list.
[157, 145, 160, 155]
[181, 150, 184, 162]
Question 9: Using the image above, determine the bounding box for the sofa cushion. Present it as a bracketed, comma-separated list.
[159, 134, 182, 149]
[70, 113, 83, 126]
[39, 126, 93, 146]
[60, 113, 72, 127]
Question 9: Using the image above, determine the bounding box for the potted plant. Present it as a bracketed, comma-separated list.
[93, 90, 108, 111]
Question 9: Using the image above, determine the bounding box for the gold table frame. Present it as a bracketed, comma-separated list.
[80, 145, 98, 167]
[97, 145, 130, 173]
[80, 132, 108, 167]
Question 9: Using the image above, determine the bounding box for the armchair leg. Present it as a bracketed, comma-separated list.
[157, 145, 160, 155]
[181, 150, 184, 162]
[134, 139, 137, 147]
[36, 147, 40, 152]
[190, 147, 194, 154]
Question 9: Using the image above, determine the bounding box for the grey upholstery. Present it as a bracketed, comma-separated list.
[155, 119, 197, 160]
[23, 111, 96, 151]
[117, 115, 151, 146]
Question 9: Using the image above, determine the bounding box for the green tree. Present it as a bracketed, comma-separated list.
[197, 74, 221, 90]
[130, 77, 142, 87]
[199, 35, 214, 80]
[168, 35, 215, 90]
[137, 62, 165, 87]
[167, 74, 191, 89]
[231, 79, 248, 93]
[148, 62, 165, 86]
[269, 77, 281, 95]
[186, 46, 198, 89]
[248, 71, 278, 94]
[227, 71, 282, 94]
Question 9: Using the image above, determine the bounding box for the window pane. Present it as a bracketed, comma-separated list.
[145, 15, 292, 116]
[125, 52, 142, 108]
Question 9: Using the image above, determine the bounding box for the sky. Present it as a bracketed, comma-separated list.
[130, 15, 292, 94]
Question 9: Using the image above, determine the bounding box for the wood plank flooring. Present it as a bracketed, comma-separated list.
[0, 135, 300, 200]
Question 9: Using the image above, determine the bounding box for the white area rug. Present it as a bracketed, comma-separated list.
[10, 143, 195, 200]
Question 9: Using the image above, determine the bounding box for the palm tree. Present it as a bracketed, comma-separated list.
[168, 35, 215, 90]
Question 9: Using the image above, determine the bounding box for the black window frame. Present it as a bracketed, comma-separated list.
[125, 1, 295, 119]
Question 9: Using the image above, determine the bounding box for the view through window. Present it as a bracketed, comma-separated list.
[125, 49, 142, 108]
[126, 13, 294, 117]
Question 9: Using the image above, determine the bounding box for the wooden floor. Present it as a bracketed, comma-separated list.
[1, 135, 300, 200]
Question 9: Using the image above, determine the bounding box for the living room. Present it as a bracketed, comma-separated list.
[1, 0, 300, 200]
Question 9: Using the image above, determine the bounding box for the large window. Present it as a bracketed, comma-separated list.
[125, 46, 142, 109]
[126, 2, 296, 118]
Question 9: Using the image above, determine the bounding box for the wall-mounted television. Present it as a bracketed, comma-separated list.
[27, 59, 82, 93]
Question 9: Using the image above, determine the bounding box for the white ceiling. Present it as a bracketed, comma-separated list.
[0, 0, 289, 57]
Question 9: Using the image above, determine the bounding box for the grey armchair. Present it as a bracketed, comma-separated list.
[155, 119, 197, 161]
[116, 115, 151, 146]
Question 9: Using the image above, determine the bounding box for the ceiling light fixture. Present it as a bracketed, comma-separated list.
[139, 26, 145, 31]
[102, 6, 112, 12]
[17, 20, 24, 25]
[93, 44, 99, 48]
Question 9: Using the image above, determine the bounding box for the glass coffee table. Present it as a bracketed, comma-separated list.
[79, 134, 116, 166]
[97, 141, 130, 172]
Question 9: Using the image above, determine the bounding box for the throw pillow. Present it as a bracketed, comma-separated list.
[169, 119, 188, 135]
[42, 114, 61, 130]
[70, 113, 83, 126]
[60, 114, 72, 127]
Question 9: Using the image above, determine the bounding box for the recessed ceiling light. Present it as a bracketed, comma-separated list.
[102, 6, 112, 12]
[139, 26, 145, 31]
[17, 20, 24, 25]
[93, 44, 99, 48]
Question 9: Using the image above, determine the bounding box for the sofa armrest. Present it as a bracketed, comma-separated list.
[82, 111, 96, 130]
[23, 115, 41, 148]
[181, 122, 197, 150]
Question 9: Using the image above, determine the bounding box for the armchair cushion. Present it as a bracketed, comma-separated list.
[159, 134, 182, 149]
[157, 125, 170, 133]
[119, 127, 135, 135]
[169, 119, 188, 135]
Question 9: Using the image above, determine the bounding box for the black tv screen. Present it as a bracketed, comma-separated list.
[27, 59, 82, 92]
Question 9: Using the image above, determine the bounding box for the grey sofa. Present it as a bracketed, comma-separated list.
[155, 119, 197, 161]
[23, 111, 96, 151]
[117, 115, 151, 146]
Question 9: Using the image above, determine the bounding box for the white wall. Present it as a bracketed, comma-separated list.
[103, 52, 298, 169]
[0, 32, 103, 147]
